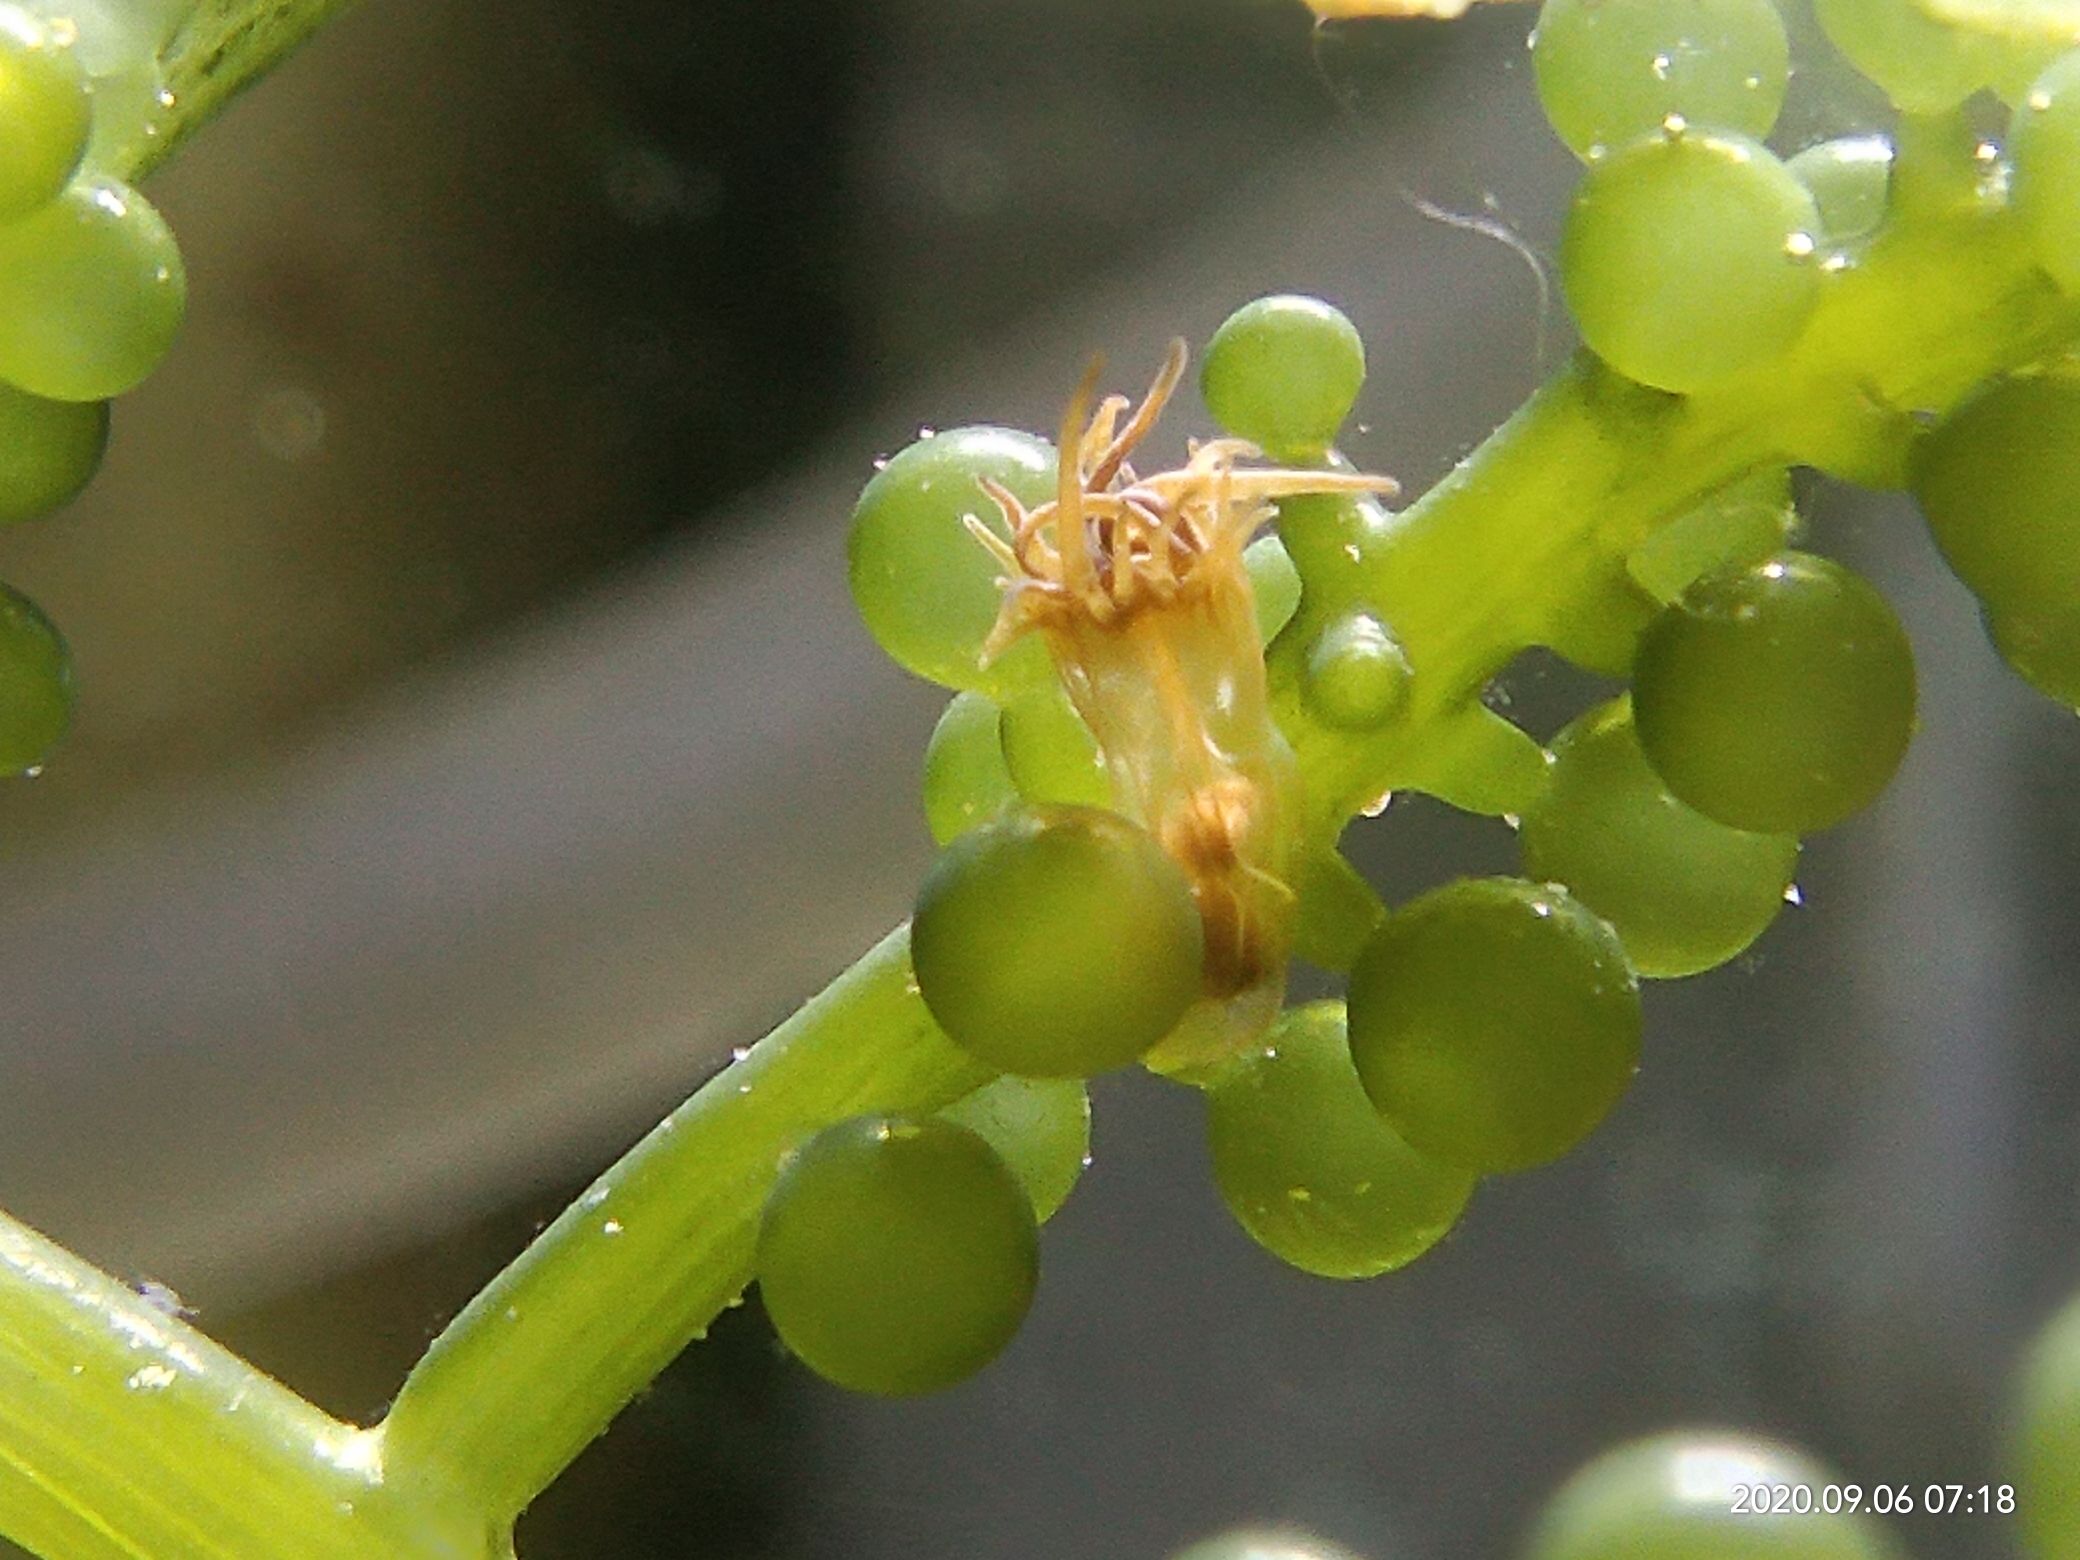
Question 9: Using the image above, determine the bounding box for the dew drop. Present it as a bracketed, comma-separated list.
[1782, 882, 1803, 906]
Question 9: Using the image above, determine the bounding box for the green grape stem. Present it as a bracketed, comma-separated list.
[3, 51, 2080, 1560]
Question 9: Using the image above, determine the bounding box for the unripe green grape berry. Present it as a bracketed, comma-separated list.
[0, 4, 90, 223]
[2011, 53, 2080, 295]
[1987, 605, 2080, 710]
[0, 178, 184, 402]
[1303, 608, 1412, 730]
[1171, 1529, 1365, 1560]
[1244, 531, 1302, 646]
[1787, 134, 1894, 244]
[1527, 1431, 1896, 1560]
[1347, 877, 1640, 1174]
[1201, 295, 1365, 463]
[999, 678, 1111, 809]
[2015, 1292, 2080, 1558]
[1522, 698, 1798, 978]
[756, 1115, 1037, 1397]
[1812, 0, 1990, 112]
[848, 426, 1056, 694]
[1531, 0, 1790, 161]
[1913, 375, 2080, 673]
[0, 380, 106, 521]
[0, 585, 71, 774]
[1206, 1001, 1473, 1279]
[1632, 551, 1917, 833]
[1561, 130, 1821, 394]
[940, 1073, 1090, 1222]
[912, 805, 1204, 1078]
[922, 691, 1017, 844]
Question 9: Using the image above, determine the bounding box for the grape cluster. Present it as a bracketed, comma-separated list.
[0, 0, 186, 774]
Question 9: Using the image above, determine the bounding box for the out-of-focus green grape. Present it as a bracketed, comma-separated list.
[2016, 1292, 2080, 1558]
[1206, 1001, 1473, 1279]
[1303, 609, 1412, 730]
[1171, 1529, 1365, 1560]
[1531, 0, 1790, 160]
[1628, 468, 1798, 606]
[0, 178, 184, 402]
[999, 678, 1111, 809]
[755, 1115, 1037, 1397]
[1522, 698, 1799, 978]
[847, 426, 1055, 694]
[922, 691, 1017, 844]
[912, 805, 1203, 1078]
[0, 4, 89, 222]
[1561, 130, 1821, 394]
[0, 379, 105, 521]
[1245, 531, 1302, 646]
[1201, 295, 1365, 463]
[1988, 607, 2080, 708]
[940, 1074, 1090, 1222]
[2011, 52, 2080, 295]
[1787, 135, 1894, 245]
[1632, 551, 1917, 833]
[1528, 1431, 1896, 1560]
[1813, 0, 1985, 111]
[0, 585, 71, 774]
[1346, 877, 1640, 1174]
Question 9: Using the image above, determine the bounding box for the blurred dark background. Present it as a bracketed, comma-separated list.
[0, 0, 2073, 1557]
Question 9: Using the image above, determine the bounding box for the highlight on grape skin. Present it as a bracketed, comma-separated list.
[0, 2, 92, 223]
[754, 1114, 1039, 1397]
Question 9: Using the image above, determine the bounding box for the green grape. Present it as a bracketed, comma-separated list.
[0, 585, 70, 774]
[912, 805, 1204, 1078]
[1628, 468, 1797, 605]
[1292, 847, 1386, 972]
[1787, 135, 1894, 245]
[1528, 1431, 1896, 1560]
[1171, 1529, 1365, 1560]
[0, 178, 185, 402]
[1988, 606, 2080, 708]
[1244, 531, 1302, 646]
[2016, 1292, 2080, 1558]
[1346, 877, 1640, 1174]
[755, 1115, 1037, 1397]
[1560, 130, 1822, 394]
[1205, 1001, 1473, 1279]
[999, 678, 1111, 809]
[1813, 0, 2004, 113]
[1632, 551, 1917, 833]
[0, 379, 106, 521]
[0, 4, 90, 223]
[847, 426, 1056, 695]
[922, 691, 1017, 844]
[940, 1074, 1090, 1222]
[1302, 608, 1412, 730]
[1531, 0, 1790, 161]
[1201, 295, 1365, 463]
[2011, 52, 2080, 296]
[1522, 698, 1798, 978]
[1920, 374, 2080, 602]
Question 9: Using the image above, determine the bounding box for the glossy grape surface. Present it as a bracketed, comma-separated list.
[848, 426, 1055, 694]
[756, 1115, 1037, 1396]
[0, 4, 90, 222]
[1201, 296, 1365, 462]
[1632, 551, 1916, 833]
[1787, 135, 1893, 244]
[0, 585, 71, 773]
[2014, 52, 2080, 295]
[1207, 1002, 1473, 1278]
[912, 805, 1203, 1077]
[1303, 609, 1412, 730]
[0, 380, 106, 521]
[922, 691, 1017, 844]
[940, 1074, 1090, 1222]
[1561, 131, 1820, 394]
[1527, 1431, 1895, 1560]
[1523, 698, 1798, 978]
[1346, 877, 1640, 1174]
[1532, 0, 1789, 160]
[0, 178, 185, 402]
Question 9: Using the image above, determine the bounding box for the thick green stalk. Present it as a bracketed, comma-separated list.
[380, 926, 992, 1525]
[0, 1211, 486, 1558]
